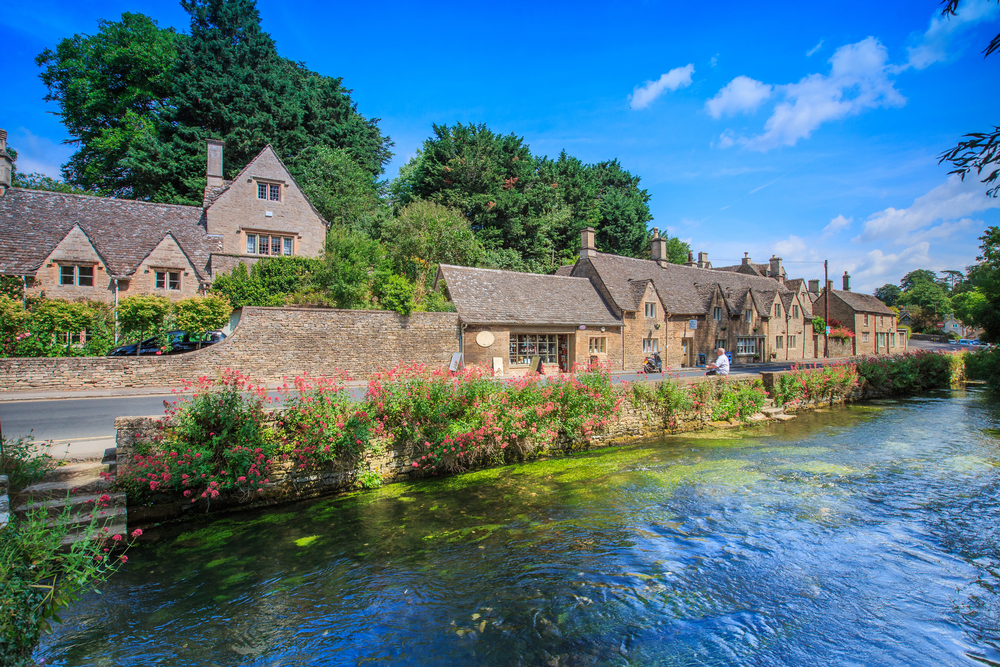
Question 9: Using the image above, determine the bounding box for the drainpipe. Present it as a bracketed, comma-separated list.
[114, 278, 120, 344]
[21, 274, 28, 308]
[459, 321, 467, 363]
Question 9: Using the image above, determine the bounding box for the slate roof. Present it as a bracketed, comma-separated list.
[437, 264, 621, 326]
[554, 265, 574, 276]
[584, 252, 791, 316]
[831, 290, 895, 315]
[0, 188, 221, 280]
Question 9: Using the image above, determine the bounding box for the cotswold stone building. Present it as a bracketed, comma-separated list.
[440, 227, 899, 374]
[813, 274, 898, 355]
[0, 130, 326, 304]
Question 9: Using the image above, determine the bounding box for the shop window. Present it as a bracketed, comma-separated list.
[510, 334, 557, 366]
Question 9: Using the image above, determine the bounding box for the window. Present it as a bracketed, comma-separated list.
[792, 305, 799, 318]
[58, 331, 87, 345]
[644, 302, 656, 318]
[642, 338, 658, 353]
[715, 339, 727, 351]
[737, 337, 757, 354]
[246, 233, 294, 256]
[510, 334, 557, 365]
[862, 332, 870, 343]
[774, 303, 782, 318]
[589, 337, 607, 354]
[744, 309, 753, 323]
[58, 264, 94, 287]
[879, 316, 884, 326]
[775, 336, 784, 350]
[257, 183, 268, 200]
[156, 271, 181, 290]
[713, 307, 722, 321]
[864, 314, 870, 325]
[891, 332, 896, 347]
[788, 335, 796, 348]
[257, 181, 282, 201]
[270, 184, 281, 201]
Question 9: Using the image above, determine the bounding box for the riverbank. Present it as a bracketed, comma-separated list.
[112, 350, 963, 528]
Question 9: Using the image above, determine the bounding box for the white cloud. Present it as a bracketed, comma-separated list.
[806, 40, 824, 57]
[706, 76, 773, 119]
[715, 130, 736, 149]
[774, 235, 807, 256]
[850, 243, 933, 291]
[629, 64, 695, 110]
[853, 174, 1000, 244]
[903, 0, 1000, 70]
[743, 38, 905, 151]
[822, 214, 852, 237]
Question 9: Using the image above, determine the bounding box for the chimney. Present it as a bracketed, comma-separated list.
[842, 270, 851, 291]
[684, 250, 696, 267]
[580, 227, 597, 259]
[206, 138, 224, 189]
[0, 129, 11, 195]
[826, 279, 833, 293]
[650, 227, 668, 266]
[769, 255, 784, 283]
[808, 279, 820, 293]
[697, 251, 709, 269]
[741, 252, 751, 267]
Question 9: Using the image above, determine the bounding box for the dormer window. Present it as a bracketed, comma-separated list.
[257, 181, 281, 202]
[58, 264, 94, 287]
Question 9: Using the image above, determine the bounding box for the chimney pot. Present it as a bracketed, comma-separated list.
[697, 251, 708, 269]
[580, 227, 597, 259]
[0, 129, 11, 194]
[769, 255, 784, 283]
[842, 270, 851, 291]
[741, 253, 751, 266]
[206, 138, 224, 189]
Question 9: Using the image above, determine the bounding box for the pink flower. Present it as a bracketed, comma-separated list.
[131, 528, 143, 538]
[112, 534, 123, 542]
[120, 555, 128, 563]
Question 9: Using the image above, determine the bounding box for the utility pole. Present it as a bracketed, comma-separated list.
[824, 259, 829, 359]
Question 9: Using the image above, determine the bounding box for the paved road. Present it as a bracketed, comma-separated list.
[0, 359, 814, 459]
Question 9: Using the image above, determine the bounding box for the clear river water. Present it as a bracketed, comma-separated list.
[37, 389, 1000, 666]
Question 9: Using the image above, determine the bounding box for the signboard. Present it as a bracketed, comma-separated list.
[688, 319, 698, 330]
[449, 352, 464, 372]
[936, 322, 945, 328]
[492, 357, 504, 375]
[825, 326, 832, 335]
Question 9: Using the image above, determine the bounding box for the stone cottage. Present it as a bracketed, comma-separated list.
[812, 273, 898, 355]
[0, 130, 327, 305]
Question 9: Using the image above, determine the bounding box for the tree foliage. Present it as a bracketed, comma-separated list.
[287, 145, 385, 233]
[874, 283, 902, 307]
[36, 1, 392, 204]
[210, 256, 320, 309]
[173, 295, 231, 344]
[937, 0, 1000, 197]
[117, 294, 172, 346]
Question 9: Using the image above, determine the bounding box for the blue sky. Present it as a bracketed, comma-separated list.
[4, 0, 999, 292]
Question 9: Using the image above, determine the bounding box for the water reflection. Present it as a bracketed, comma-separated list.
[39, 389, 1000, 666]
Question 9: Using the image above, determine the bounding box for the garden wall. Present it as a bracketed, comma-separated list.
[0, 307, 461, 392]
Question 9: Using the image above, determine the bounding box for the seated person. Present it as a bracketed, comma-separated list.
[706, 347, 730, 376]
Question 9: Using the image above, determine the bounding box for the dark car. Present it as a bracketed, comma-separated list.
[107, 330, 226, 357]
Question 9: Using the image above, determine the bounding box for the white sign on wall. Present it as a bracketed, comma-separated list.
[688, 319, 698, 330]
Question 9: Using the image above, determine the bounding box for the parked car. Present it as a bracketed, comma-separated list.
[959, 339, 974, 346]
[107, 330, 226, 356]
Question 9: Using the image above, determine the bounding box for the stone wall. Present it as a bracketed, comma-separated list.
[0, 307, 461, 392]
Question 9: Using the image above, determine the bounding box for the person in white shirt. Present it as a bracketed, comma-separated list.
[706, 347, 730, 376]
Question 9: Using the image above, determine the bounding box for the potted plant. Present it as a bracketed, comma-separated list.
[753, 354, 761, 362]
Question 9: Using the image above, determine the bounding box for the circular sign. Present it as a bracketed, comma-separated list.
[475, 331, 495, 347]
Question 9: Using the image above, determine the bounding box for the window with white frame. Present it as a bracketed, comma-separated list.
[256, 181, 282, 202]
[744, 309, 753, 323]
[788, 335, 796, 348]
[58, 264, 94, 287]
[510, 334, 557, 365]
[864, 314, 870, 325]
[776, 336, 783, 349]
[644, 302, 656, 318]
[589, 337, 607, 354]
[245, 233, 294, 256]
[792, 304, 800, 318]
[642, 338, 658, 353]
[737, 337, 757, 354]
[713, 306, 722, 320]
[862, 332, 870, 343]
[155, 271, 181, 290]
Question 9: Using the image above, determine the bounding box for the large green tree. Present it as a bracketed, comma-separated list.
[288, 145, 385, 233]
[969, 226, 1000, 341]
[36, 13, 178, 197]
[37, 1, 392, 204]
[874, 283, 902, 307]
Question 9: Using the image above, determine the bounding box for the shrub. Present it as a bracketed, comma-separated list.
[277, 374, 371, 472]
[966, 347, 1000, 392]
[116, 369, 278, 504]
[0, 433, 57, 495]
[0, 506, 140, 666]
[711, 379, 768, 422]
[771, 363, 860, 406]
[853, 351, 955, 394]
[173, 295, 231, 345]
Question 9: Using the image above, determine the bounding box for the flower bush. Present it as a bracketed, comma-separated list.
[116, 369, 278, 504]
[771, 363, 860, 407]
[277, 373, 371, 471]
[710, 379, 769, 421]
[0, 504, 140, 666]
[965, 347, 1000, 392]
[853, 350, 955, 394]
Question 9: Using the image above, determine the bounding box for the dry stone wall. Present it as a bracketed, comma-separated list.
[0, 307, 460, 392]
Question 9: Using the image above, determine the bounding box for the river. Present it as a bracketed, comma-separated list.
[37, 389, 1000, 666]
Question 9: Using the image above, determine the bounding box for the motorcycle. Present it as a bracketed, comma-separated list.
[640, 352, 663, 374]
